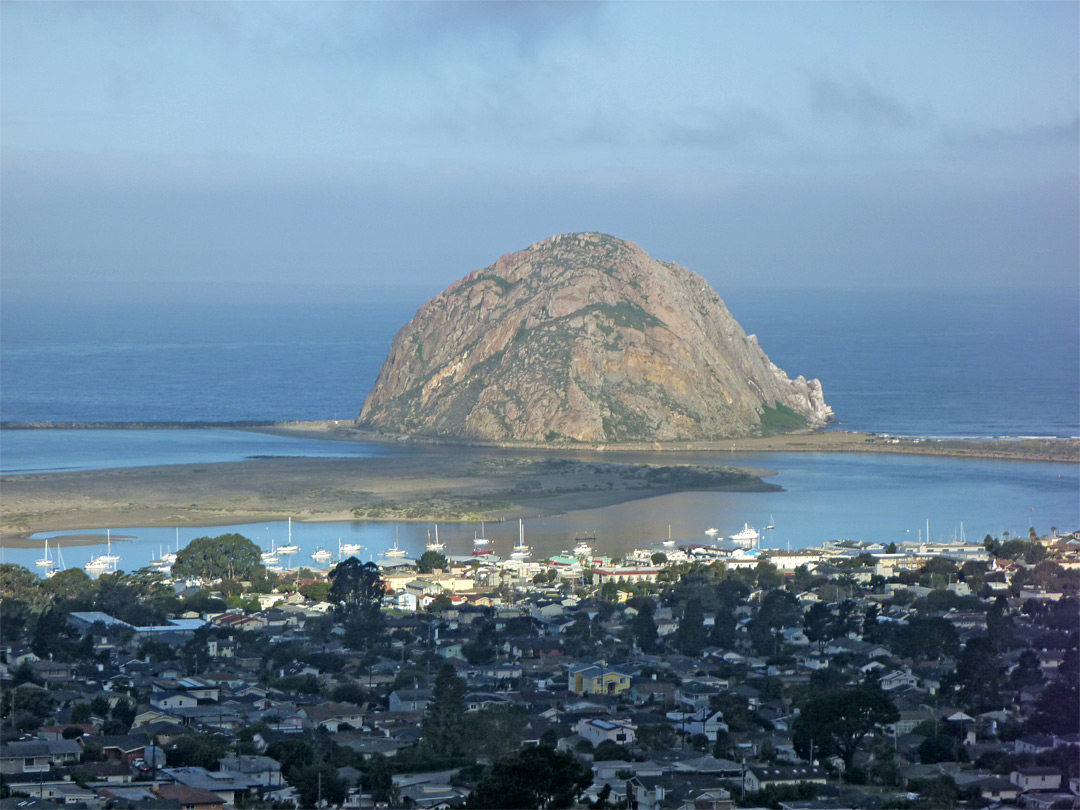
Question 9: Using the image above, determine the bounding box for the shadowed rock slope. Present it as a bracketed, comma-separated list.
[359, 233, 833, 443]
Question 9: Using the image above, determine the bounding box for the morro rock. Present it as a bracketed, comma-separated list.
[358, 233, 832, 443]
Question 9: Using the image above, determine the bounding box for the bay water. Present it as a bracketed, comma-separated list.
[1, 286, 1077, 568]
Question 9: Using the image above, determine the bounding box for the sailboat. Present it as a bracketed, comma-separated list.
[275, 518, 299, 555]
[160, 528, 179, 565]
[46, 544, 65, 578]
[510, 520, 531, 559]
[473, 521, 490, 548]
[426, 525, 445, 552]
[385, 526, 407, 558]
[85, 531, 120, 572]
[662, 525, 676, 548]
[35, 538, 55, 569]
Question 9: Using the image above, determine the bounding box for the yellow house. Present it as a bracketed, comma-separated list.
[568, 664, 631, 695]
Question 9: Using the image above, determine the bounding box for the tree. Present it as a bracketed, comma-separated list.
[172, 534, 264, 581]
[420, 663, 467, 759]
[676, 598, 707, 656]
[467, 744, 592, 809]
[893, 616, 959, 661]
[803, 602, 832, 650]
[943, 637, 1004, 711]
[417, 550, 449, 574]
[792, 687, 898, 769]
[328, 558, 386, 648]
[631, 600, 660, 653]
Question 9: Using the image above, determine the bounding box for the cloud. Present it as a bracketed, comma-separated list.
[661, 105, 788, 150]
[808, 72, 931, 130]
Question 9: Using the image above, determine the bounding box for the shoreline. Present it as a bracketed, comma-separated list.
[248, 421, 1080, 464]
[2, 420, 1076, 462]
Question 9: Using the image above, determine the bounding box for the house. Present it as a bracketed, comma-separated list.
[743, 765, 828, 793]
[151, 690, 199, 711]
[568, 664, 632, 696]
[389, 688, 433, 713]
[626, 776, 665, 810]
[217, 755, 285, 788]
[1015, 734, 1056, 754]
[577, 718, 637, 746]
[0, 741, 52, 775]
[1010, 767, 1062, 791]
[302, 701, 364, 732]
[154, 784, 226, 810]
[676, 789, 733, 810]
[974, 776, 1021, 803]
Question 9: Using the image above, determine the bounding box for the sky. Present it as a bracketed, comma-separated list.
[2, 1, 1077, 304]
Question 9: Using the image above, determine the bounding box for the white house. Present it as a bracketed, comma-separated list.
[577, 718, 636, 746]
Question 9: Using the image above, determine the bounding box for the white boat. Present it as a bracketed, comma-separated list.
[311, 548, 333, 562]
[705, 528, 719, 537]
[35, 538, 54, 569]
[340, 538, 364, 557]
[572, 538, 594, 557]
[97, 530, 121, 565]
[729, 523, 760, 549]
[46, 544, 65, 578]
[661, 525, 675, 548]
[510, 519, 531, 559]
[426, 525, 445, 552]
[275, 518, 299, 555]
[84, 555, 111, 573]
[385, 528, 407, 558]
[473, 521, 490, 548]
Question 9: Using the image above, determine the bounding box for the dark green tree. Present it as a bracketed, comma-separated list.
[631, 600, 660, 653]
[803, 602, 832, 649]
[792, 687, 898, 769]
[172, 534, 264, 581]
[893, 616, 960, 661]
[291, 762, 347, 808]
[467, 744, 592, 809]
[676, 598, 707, 656]
[420, 663, 467, 759]
[943, 637, 1004, 711]
[328, 558, 386, 649]
[417, 550, 449, 574]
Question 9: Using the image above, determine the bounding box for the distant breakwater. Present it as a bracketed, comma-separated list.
[0, 420, 279, 430]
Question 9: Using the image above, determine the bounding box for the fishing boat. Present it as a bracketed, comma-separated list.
[426, 525, 445, 552]
[728, 523, 760, 549]
[275, 518, 299, 555]
[572, 534, 594, 557]
[84, 555, 111, 573]
[510, 519, 531, 559]
[311, 548, 333, 562]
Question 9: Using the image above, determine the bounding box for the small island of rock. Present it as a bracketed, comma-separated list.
[359, 232, 833, 443]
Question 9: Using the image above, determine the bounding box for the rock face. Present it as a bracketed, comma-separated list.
[359, 233, 833, 443]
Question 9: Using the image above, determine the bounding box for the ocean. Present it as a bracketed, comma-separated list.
[2, 288, 1076, 437]
[1, 286, 1077, 567]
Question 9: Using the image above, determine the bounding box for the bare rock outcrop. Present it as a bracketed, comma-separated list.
[359, 233, 833, 442]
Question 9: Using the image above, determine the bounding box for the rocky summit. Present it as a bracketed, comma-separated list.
[358, 233, 833, 443]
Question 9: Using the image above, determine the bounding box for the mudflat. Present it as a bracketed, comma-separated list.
[0, 448, 777, 544]
[2, 424, 1074, 545]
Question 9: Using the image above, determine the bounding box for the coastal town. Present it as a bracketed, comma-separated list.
[0, 525, 1077, 810]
